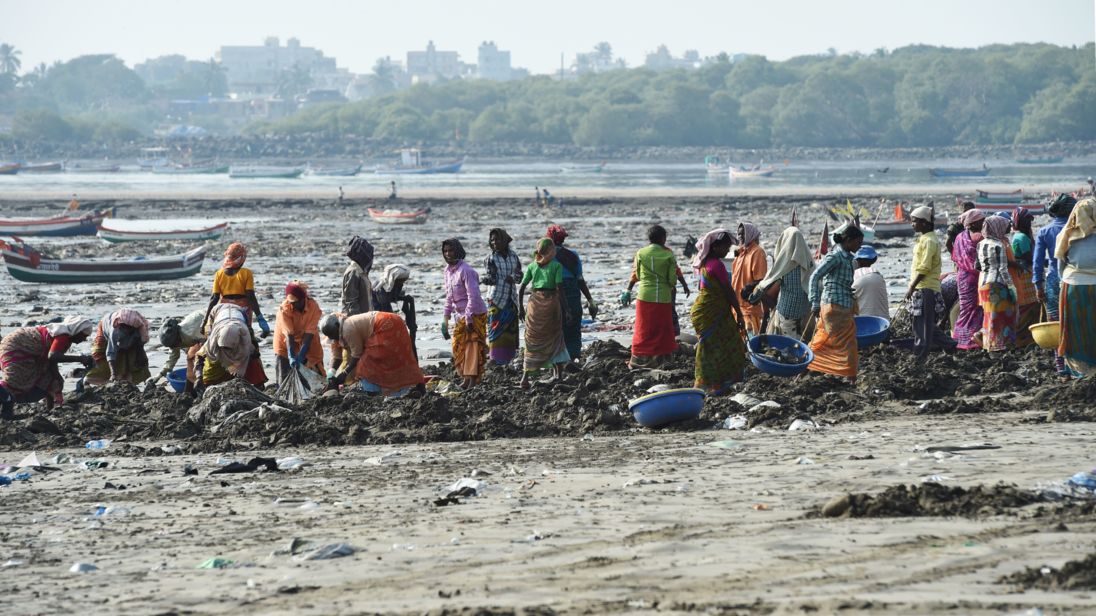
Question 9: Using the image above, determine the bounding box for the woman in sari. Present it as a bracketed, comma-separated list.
[949, 209, 985, 349]
[273, 280, 325, 383]
[730, 223, 768, 335]
[518, 238, 571, 388]
[0, 317, 93, 419]
[690, 229, 747, 393]
[203, 242, 270, 337]
[976, 216, 1017, 351]
[482, 229, 522, 365]
[1035, 194, 1077, 374]
[624, 225, 687, 369]
[1055, 197, 1096, 379]
[750, 226, 814, 337]
[1008, 209, 1040, 347]
[547, 225, 598, 361]
[807, 224, 864, 382]
[372, 264, 417, 357]
[321, 312, 425, 397]
[84, 308, 152, 386]
[442, 238, 488, 389]
[195, 303, 268, 390]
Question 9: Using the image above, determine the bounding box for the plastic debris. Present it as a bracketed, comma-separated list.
[85, 439, 111, 450]
[69, 562, 98, 573]
[1068, 471, 1096, 491]
[622, 478, 656, 488]
[275, 457, 308, 470]
[646, 384, 672, 393]
[795, 456, 815, 465]
[2, 559, 24, 568]
[446, 477, 486, 494]
[748, 401, 781, 413]
[294, 543, 354, 561]
[196, 558, 235, 569]
[84, 460, 109, 470]
[364, 450, 402, 466]
[921, 475, 951, 483]
[722, 415, 747, 430]
[17, 452, 42, 468]
[707, 440, 741, 450]
[788, 418, 821, 431]
[730, 393, 762, 408]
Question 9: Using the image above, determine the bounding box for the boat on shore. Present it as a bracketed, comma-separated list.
[560, 162, 606, 173]
[0, 240, 206, 284]
[375, 149, 464, 175]
[974, 189, 1023, 203]
[929, 165, 989, 178]
[229, 165, 305, 179]
[730, 165, 776, 178]
[309, 164, 363, 177]
[0, 163, 20, 175]
[704, 155, 728, 175]
[152, 163, 229, 175]
[66, 163, 121, 173]
[97, 219, 229, 243]
[1017, 156, 1063, 165]
[968, 198, 1046, 214]
[367, 207, 429, 225]
[0, 208, 114, 237]
[19, 162, 63, 173]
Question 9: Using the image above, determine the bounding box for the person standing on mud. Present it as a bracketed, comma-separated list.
[624, 225, 686, 369]
[84, 308, 152, 386]
[807, 224, 863, 382]
[273, 281, 326, 384]
[690, 229, 747, 393]
[1008, 209, 1040, 347]
[732, 223, 768, 335]
[948, 208, 986, 350]
[976, 216, 1018, 352]
[372, 264, 418, 358]
[341, 236, 374, 317]
[750, 226, 814, 337]
[442, 238, 489, 389]
[905, 206, 957, 361]
[518, 238, 571, 389]
[482, 229, 522, 366]
[1034, 194, 1076, 376]
[203, 242, 271, 339]
[1054, 197, 1096, 379]
[547, 225, 598, 361]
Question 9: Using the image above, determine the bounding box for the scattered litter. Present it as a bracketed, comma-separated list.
[103, 482, 126, 490]
[390, 543, 416, 551]
[730, 393, 762, 408]
[581, 432, 594, 441]
[1067, 471, 1096, 491]
[84, 460, 109, 470]
[48, 453, 71, 465]
[17, 452, 42, 468]
[446, 478, 486, 494]
[275, 457, 309, 470]
[182, 465, 198, 476]
[210, 457, 279, 474]
[795, 456, 815, 465]
[274, 538, 355, 561]
[13, 472, 31, 481]
[921, 475, 951, 484]
[847, 454, 875, 460]
[93, 505, 131, 517]
[273, 498, 310, 507]
[925, 443, 1001, 453]
[469, 468, 491, 478]
[3, 559, 24, 568]
[722, 415, 747, 430]
[622, 478, 656, 488]
[789, 418, 820, 431]
[85, 439, 111, 450]
[749, 401, 781, 413]
[0, 477, 11, 487]
[707, 440, 741, 450]
[646, 384, 672, 393]
[196, 558, 234, 569]
[297, 501, 320, 511]
[364, 450, 402, 466]
[512, 530, 546, 544]
[69, 562, 98, 573]
[752, 503, 771, 511]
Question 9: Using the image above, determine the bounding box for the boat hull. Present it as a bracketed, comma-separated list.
[730, 167, 775, 178]
[229, 166, 305, 178]
[0, 163, 20, 175]
[929, 168, 990, 177]
[310, 165, 363, 177]
[97, 221, 229, 243]
[1, 246, 206, 284]
[973, 201, 1046, 214]
[1017, 157, 1063, 165]
[367, 208, 428, 225]
[375, 159, 464, 175]
[19, 162, 63, 173]
[153, 165, 229, 175]
[0, 210, 111, 237]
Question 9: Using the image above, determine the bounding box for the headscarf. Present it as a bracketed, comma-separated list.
[319, 313, 341, 341]
[534, 237, 557, 266]
[285, 280, 309, 300]
[981, 216, 1011, 243]
[222, 242, 247, 269]
[739, 222, 760, 246]
[111, 308, 150, 343]
[203, 307, 253, 376]
[489, 228, 512, 249]
[379, 264, 411, 293]
[47, 316, 93, 339]
[547, 225, 568, 245]
[346, 236, 374, 272]
[958, 209, 986, 229]
[690, 228, 733, 270]
[442, 238, 466, 261]
[1055, 197, 1096, 261]
[1049, 194, 1077, 218]
[756, 226, 815, 292]
[158, 318, 182, 349]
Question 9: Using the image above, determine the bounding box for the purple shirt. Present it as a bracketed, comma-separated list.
[444, 260, 488, 322]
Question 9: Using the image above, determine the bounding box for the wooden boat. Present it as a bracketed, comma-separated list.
[1017, 156, 1063, 165]
[66, 163, 121, 173]
[0, 208, 113, 237]
[228, 165, 305, 179]
[703, 155, 728, 174]
[729, 165, 776, 178]
[97, 219, 229, 243]
[0, 163, 20, 175]
[19, 162, 63, 173]
[374, 149, 464, 175]
[975, 189, 1023, 203]
[152, 163, 229, 175]
[309, 164, 362, 177]
[0, 240, 206, 284]
[560, 162, 606, 173]
[367, 208, 429, 225]
[929, 166, 989, 178]
[970, 199, 1046, 214]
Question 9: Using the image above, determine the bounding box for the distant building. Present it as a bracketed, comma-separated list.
[644, 46, 702, 71]
[476, 41, 512, 81]
[406, 41, 462, 84]
[569, 43, 625, 77]
[217, 37, 348, 97]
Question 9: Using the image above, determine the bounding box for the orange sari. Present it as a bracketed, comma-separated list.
[807, 304, 858, 378]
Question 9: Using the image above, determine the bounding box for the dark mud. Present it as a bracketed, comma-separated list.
[817, 483, 1049, 518]
[1000, 553, 1096, 591]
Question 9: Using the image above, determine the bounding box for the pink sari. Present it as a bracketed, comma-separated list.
[950, 230, 983, 349]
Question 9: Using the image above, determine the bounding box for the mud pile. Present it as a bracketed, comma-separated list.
[1000, 553, 1096, 591]
[817, 483, 1048, 518]
[1031, 378, 1096, 422]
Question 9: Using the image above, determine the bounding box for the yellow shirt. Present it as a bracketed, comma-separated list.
[212, 267, 254, 297]
[911, 232, 942, 291]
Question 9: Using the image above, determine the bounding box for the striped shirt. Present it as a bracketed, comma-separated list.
[776, 268, 809, 319]
[482, 250, 522, 309]
[977, 239, 1012, 287]
[809, 247, 855, 310]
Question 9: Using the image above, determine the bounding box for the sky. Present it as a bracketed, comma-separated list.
[1, 0, 1093, 75]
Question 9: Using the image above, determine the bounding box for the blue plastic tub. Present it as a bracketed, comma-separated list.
[166, 368, 187, 393]
[854, 316, 891, 347]
[628, 388, 705, 428]
[747, 334, 814, 377]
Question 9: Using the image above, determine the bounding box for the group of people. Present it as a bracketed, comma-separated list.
[2, 195, 1094, 419]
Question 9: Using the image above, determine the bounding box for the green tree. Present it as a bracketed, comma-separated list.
[0, 43, 21, 75]
[369, 57, 399, 95]
[276, 63, 312, 99]
[12, 108, 74, 140]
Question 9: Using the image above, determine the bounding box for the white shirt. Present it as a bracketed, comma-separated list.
[853, 267, 890, 319]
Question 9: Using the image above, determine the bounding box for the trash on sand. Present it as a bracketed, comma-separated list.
[446, 478, 486, 494]
[512, 530, 547, 544]
[707, 440, 742, 450]
[210, 457, 279, 474]
[730, 393, 762, 408]
[0, 477, 11, 487]
[93, 505, 132, 517]
[752, 503, 771, 511]
[924, 443, 1001, 453]
[622, 478, 657, 488]
[795, 456, 815, 465]
[1067, 471, 1096, 491]
[182, 464, 198, 476]
[470, 468, 492, 478]
[13, 472, 31, 481]
[69, 562, 98, 573]
[197, 558, 235, 569]
[920, 474, 951, 483]
[274, 538, 355, 561]
[788, 418, 821, 432]
[646, 383, 672, 393]
[85, 439, 111, 450]
[2, 559, 24, 568]
[275, 457, 309, 470]
[17, 452, 42, 468]
[84, 460, 109, 470]
[749, 401, 781, 413]
[722, 415, 747, 430]
[364, 450, 402, 466]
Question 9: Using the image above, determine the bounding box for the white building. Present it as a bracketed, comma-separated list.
[406, 41, 462, 84]
[217, 37, 347, 97]
[476, 41, 512, 81]
[644, 46, 702, 71]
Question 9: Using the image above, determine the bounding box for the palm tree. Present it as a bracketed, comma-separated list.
[593, 42, 613, 65]
[369, 57, 398, 94]
[0, 43, 22, 75]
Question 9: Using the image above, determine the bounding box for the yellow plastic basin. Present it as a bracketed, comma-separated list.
[1030, 321, 1060, 349]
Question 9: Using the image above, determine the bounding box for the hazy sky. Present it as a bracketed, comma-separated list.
[2, 0, 1094, 75]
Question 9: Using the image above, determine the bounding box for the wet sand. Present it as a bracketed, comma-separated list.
[1, 195, 1095, 613]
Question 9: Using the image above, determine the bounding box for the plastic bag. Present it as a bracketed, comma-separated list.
[277, 364, 324, 403]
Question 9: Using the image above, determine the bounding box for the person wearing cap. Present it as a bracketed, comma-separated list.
[320, 312, 425, 397]
[807, 223, 863, 382]
[273, 280, 325, 384]
[948, 208, 986, 350]
[905, 206, 958, 361]
[852, 245, 889, 320]
[1034, 194, 1076, 375]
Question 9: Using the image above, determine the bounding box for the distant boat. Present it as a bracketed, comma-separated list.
[730, 165, 776, 178]
[975, 189, 1024, 204]
[367, 207, 429, 225]
[967, 197, 1046, 214]
[19, 162, 63, 173]
[0, 163, 20, 175]
[1, 240, 206, 284]
[0, 208, 113, 237]
[928, 165, 989, 178]
[704, 155, 728, 174]
[560, 161, 606, 173]
[97, 219, 230, 243]
[138, 147, 171, 170]
[1017, 156, 1063, 165]
[66, 163, 121, 173]
[309, 164, 363, 177]
[228, 165, 305, 179]
[152, 163, 229, 175]
[374, 148, 464, 175]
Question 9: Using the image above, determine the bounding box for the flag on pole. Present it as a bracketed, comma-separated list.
[815, 221, 830, 259]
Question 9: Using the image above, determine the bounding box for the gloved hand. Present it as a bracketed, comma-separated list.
[257, 314, 271, 338]
[289, 355, 301, 369]
[326, 368, 337, 380]
[79, 354, 94, 368]
[441, 319, 450, 341]
[323, 377, 338, 394]
[142, 376, 160, 391]
[619, 290, 632, 307]
[587, 300, 599, 319]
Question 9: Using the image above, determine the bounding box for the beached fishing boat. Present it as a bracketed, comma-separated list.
[97, 219, 229, 243]
[374, 149, 464, 175]
[0, 163, 21, 175]
[560, 162, 606, 173]
[969, 198, 1046, 214]
[975, 189, 1023, 203]
[152, 163, 229, 175]
[229, 165, 305, 179]
[0, 208, 113, 237]
[367, 208, 429, 225]
[309, 164, 363, 177]
[928, 165, 990, 178]
[704, 155, 728, 174]
[729, 165, 776, 178]
[0, 240, 206, 284]
[19, 162, 63, 173]
[1017, 156, 1063, 165]
[66, 163, 121, 173]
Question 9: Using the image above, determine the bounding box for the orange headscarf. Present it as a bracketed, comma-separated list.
[223, 242, 247, 269]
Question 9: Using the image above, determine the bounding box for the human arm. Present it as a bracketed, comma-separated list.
[158, 347, 182, 377]
[202, 294, 220, 332]
[809, 254, 835, 310]
[578, 278, 598, 318]
[247, 290, 269, 337]
[462, 266, 482, 333]
[518, 281, 528, 320]
[1033, 230, 1048, 301]
[676, 266, 691, 298]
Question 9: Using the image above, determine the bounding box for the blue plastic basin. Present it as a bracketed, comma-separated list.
[854, 316, 891, 347]
[628, 388, 705, 428]
[747, 334, 814, 377]
[166, 368, 187, 393]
